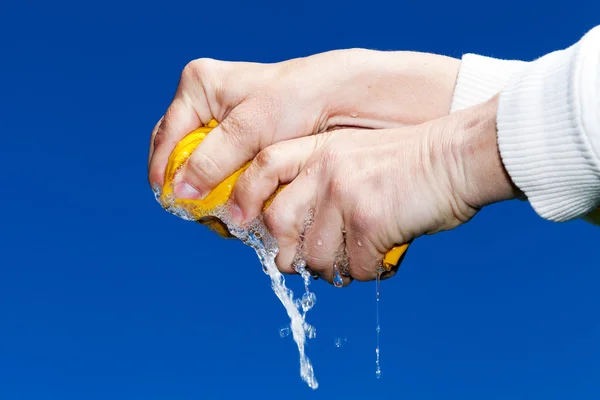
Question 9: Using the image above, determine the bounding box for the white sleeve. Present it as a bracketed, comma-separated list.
[497, 26, 600, 222]
[450, 54, 527, 113]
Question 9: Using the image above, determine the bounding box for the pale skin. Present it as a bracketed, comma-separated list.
[147, 49, 519, 285]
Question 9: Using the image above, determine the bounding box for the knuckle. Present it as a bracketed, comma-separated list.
[264, 205, 295, 243]
[254, 145, 279, 172]
[181, 58, 216, 82]
[185, 151, 223, 188]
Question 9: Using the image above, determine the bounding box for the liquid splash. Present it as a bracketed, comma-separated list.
[156, 187, 319, 389]
[227, 215, 319, 389]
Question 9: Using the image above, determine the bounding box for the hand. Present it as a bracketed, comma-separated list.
[148, 49, 460, 199]
[228, 95, 520, 285]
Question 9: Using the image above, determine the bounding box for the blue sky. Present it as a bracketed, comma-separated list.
[2, 0, 600, 399]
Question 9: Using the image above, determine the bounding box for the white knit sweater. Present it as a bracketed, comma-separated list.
[450, 25, 600, 225]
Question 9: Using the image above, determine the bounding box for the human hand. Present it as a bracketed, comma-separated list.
[148, 49, 460, 200]
[228, 95, 520, 285]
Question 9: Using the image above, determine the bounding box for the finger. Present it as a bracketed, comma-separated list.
[345, 208, 385, 282]
[148, 116, 164, 169]
[230, 135, 320, 224]
[148, 96, 203, 187]
[263, 176, 318, 275]
[148, 59, 224, 187]
[274, 238, 300, 276]
[304, 201, 352, 287]
[173, 101, 276, 200]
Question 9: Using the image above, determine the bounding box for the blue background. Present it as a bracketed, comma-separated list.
[2, 0, 600, 398]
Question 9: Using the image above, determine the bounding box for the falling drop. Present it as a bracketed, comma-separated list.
[335, 337, 342, 348]
[375, 271, 382, 379]
[301, 292, 317, 313]
[332, 263, 344, 288]
[280, 327, 290, 338]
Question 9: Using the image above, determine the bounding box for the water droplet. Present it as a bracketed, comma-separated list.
[306, 168, 311, 175]
[335, 337, 342, 348]
[317, 239, 323, 246]
[332, 263, 344, 288]
[375, 367, 381, 379]
[357, 240, 362, 247]
[301, 292, 316, 312]
[280, 327, 290, 337]
[350, 111, 358, 118]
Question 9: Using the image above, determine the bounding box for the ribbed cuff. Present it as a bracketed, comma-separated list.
[497, 27, 600, 222]
[450, 54, 527, 112]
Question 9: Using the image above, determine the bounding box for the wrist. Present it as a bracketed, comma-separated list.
[450, 54, 527, 113]
[446, 95, 521, 209]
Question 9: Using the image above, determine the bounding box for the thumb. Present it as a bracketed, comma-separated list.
[173, 102, 276, 199]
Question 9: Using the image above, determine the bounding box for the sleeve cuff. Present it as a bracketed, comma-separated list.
[497, 26, 600, 222]
[450, 54, 527, 113]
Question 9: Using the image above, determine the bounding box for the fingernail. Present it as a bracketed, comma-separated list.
[174, 182, 203, 199]
[229, 203, 244, 225]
